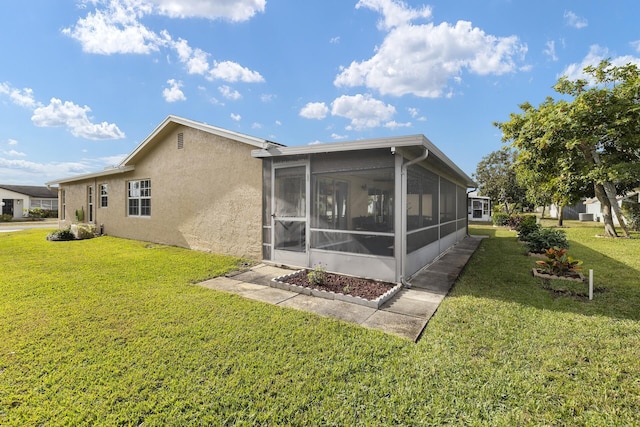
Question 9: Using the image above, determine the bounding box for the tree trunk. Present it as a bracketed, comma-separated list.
[557, 204, 564, 227]
[595, 183, 618, 237]
[541, 205, 546, 219]
[603, 181, 631, 237]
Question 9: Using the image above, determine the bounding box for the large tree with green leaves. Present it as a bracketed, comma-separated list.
[473, 148, 527, 215]
[495, 60, 640, 237]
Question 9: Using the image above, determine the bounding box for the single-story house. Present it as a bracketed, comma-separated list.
[584, 191, 640, 224]
[467, 191, 491, 222]
[46, 115, 275, 259]
[47, 115, 475, 283]
[0, 185, 58, 219]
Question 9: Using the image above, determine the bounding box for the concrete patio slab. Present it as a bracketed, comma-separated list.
[361, 310, 428, 341]
[241, 287, 298, 305]
[196, 234, 487, 341]
[279, 294, 377, 324]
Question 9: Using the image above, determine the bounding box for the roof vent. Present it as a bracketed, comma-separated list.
[177, 132, 184, 149]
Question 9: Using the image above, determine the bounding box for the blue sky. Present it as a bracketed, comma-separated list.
[1, 0, 639, 185]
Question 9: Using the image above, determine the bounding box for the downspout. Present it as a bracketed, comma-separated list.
[399, 146, 429, 287]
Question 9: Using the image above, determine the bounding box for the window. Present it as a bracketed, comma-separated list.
[61, 190, 66, 220]
[87, 186, 94, 222]
[128, 179, 151, 217]
[100, 184, 108, 208]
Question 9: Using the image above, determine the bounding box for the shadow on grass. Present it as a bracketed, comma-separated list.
[454, 230, 640, 322]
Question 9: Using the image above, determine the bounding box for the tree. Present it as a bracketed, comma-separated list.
[473, 148, 527, 215]
[495, 60, 640, 237]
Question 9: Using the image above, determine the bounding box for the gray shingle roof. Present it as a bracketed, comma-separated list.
[0, 185, 58, 198]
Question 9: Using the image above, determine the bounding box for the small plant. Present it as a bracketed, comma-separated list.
[492, 212, 509, 226]
[75, 207, 85, 222]
[516, 216, 540, 241]
[0, 213, 13, 222]
[307, 263, 326, 286]
[535, 247, 583, 276]
[343, 284, 351, 294]
[525, 228, 569, 253]
[28, 208, 46, 219]
[46, 227, 76, 241]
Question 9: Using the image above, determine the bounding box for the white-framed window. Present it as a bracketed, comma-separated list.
[100, 184, 108, 208]
[127, 179, 151, 217]
[87, 186, 94, 222]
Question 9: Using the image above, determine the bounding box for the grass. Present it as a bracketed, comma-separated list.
[1, 225, 639, 425]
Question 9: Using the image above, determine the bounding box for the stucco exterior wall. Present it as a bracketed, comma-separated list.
[58, 125, 263, 259]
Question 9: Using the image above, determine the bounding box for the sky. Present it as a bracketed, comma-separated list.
[1, 0, 639, 186]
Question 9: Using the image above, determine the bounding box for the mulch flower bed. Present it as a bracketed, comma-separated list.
[281, 270, 395, 301]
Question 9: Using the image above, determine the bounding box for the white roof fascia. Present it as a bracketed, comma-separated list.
[251, 134, 425, 158]
[121, 115, 271, 166]
[46, 165, 136, 186]
[252, 134, 475, 186]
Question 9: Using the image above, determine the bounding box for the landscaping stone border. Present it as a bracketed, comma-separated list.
[271, 270, 403, 309]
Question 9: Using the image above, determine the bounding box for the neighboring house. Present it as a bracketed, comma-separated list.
[548, 202, 587, 220]
[46, 115, 276, 259]
[467, 191, 491, 222]
[252, 135, 476, 283]
[0, 185, 58, 219]
[584, 191, 640, 224]
[48, 115, 476, 283]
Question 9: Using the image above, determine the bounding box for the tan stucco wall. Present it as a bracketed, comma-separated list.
[58, 125, 263, 259]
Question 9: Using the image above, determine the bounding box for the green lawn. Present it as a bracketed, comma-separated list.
[1, 225, 639, 425]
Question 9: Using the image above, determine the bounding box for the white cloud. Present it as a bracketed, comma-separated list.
[251, 122, 262, 129]
[299, 102, 329, 119]
[0, 156, 122, 186]
[150, 0, 266, 21]
[331, 94, 396, 130]
[64, 1, 266, 86]
[0, 83, 39, 109]
[356, 0, 432, 31]
[8, 139, 18, 146]
[261, 93, 275, 102]
[218, 85, 242, 100]
[3, 150, 26, 157]
[330, 36, 341, 44]
[544, 40, 558, 62]
[1, 83, 125, 140]
[275, 120, 282, 126]
[561, 45, 640, 81]
[336, 2, 526, 98]
[209, 61, 265, 83]
[172, 38, 210, 74]
[230, 113, 241, 121]
[62, 0, 163, 55]
[32, 98, 125, 140]
[331, 133, 348, 140]
[631, 40, 640, 53]
[162, 79, 186, 102]
[384, 120, 411, 129]
[564, 11, 588, 29]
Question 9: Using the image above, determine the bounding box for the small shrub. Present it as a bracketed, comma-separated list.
[0, 214, 13, 222]
[516, 216, 540, 241]
[535, 247, 583, 276]
[75, 208, 85, 222]
[492, 212, 509, 226]
[73, 224, 97, 240]
[28, 208, 46, 219]
[47, 228, 76, 241]
[307, 263, 326, 286]
[525, 228, 569, 253]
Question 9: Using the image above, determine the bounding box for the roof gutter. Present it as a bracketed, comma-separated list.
[400, 146, 429, 287]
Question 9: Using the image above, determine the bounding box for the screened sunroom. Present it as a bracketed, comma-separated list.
[252, 135, 475, 284]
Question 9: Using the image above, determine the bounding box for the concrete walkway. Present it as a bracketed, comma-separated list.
[197, 235, 486, 341]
